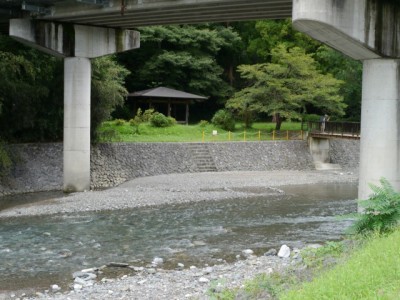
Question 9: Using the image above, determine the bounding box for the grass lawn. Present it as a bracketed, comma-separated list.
[209, 229, 400, 300]
[98, 121, 304, 143]
[281, 230, 400, 300]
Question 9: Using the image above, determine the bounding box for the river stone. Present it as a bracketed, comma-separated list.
[107, 262, 129, 268]
[199, 277, 210, 283]
[242, 249, 254, 257]
[193, 241, 207, 246]
[306, 243, 322, 249]
[130, 266, 144, 272]
[51, 284, 61, 292]
[177, 263, 184, 269]
[73, 272, 97, 280]
[278, 245, 291, 258]
[152, 257, 164, 265]
[264, 248, 277, 256]
[81, 268, 97, 273]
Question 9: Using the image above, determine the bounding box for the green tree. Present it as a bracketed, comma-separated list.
[226, 45, 346, 130]
[91, 56, 130, 141]
[234, 19, 320, 64]
[315, 46, 362, 121]
[118, 24, 240, 103]
[0, 35, 63, 142]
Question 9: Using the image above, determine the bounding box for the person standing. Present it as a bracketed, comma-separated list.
[320, 114, 328, 132]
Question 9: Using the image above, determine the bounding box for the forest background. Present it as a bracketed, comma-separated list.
[0, 19, 362, 143]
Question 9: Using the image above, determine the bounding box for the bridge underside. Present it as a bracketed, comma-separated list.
[3, 0, 400, 200]
[0, 0, 292, 34]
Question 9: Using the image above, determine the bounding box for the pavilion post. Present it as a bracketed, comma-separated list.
[185, 102, 189, 125]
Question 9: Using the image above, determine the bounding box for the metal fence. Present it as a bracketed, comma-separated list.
[307, 121, 361, 138]
[201, 130, 305, 142]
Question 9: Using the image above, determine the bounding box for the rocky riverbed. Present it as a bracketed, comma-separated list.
[0, 170, 358, 299]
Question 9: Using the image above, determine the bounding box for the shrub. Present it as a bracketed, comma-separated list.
[167, 116, 177, 125]
[347, 178, 400, 235]
[142, 108, 156, 122]
[150, 112, 175, 127]
[98, 128, 121, 142]
[302, 114, 321, 122]
[211, 109, 235, 131]
[198, 120, 209, 127]
[113, 119, 127, 126]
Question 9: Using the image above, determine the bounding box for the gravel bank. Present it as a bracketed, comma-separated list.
[1, 170, 358, 300]
[0, 170, 357, 219]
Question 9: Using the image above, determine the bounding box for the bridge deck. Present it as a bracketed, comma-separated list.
[0, 0, 292, 34]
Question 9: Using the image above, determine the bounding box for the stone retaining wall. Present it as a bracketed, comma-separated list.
[0, 140, 360, 196]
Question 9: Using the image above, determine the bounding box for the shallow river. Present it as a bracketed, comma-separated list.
[0, 183, 357, 292]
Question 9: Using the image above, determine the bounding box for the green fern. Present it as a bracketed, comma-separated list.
[349, 178, 400, 235]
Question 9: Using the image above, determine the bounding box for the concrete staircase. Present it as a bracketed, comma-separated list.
[188, 143, 217, 172]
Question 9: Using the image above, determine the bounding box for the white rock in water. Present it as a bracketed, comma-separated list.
[278, 245, 291, 258]
[81, 268, 96, 273]
[51, 284, 61, 292]
[177, 263, 185, 269]
[73, 284, 83, 291]
[152, 257, 164, 265]
[199, 277, 210, 283]
[242, 249, 254, 257]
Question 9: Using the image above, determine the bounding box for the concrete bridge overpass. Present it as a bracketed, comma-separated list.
[1, 0, 400, 201]
[0, 0, 292, 32]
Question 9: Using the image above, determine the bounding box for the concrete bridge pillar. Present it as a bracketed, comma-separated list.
[293, 0, 400, 200]
[359, 59, 400, 199]
[9, 19, 140, 192]
[64, 57, 91, 192]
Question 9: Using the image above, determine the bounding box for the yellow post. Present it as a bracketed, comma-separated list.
[286, 130, 289, 140]
[244, 131, 246, 142]
[202, 131, 205, 143]
[258, 130, 261, 141]
[229, 131, 231, 141]
[273, 130, 275, 141]
[301, 130, 303, 140]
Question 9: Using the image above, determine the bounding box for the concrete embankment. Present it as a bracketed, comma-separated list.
[0, 140, 359, 196]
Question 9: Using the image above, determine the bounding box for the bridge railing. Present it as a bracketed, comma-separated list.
[307, 121, 361, 138]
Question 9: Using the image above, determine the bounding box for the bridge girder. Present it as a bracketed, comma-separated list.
[0, 0, 292, 34]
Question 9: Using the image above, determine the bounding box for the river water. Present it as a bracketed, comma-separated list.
[0, 183, 357, 292]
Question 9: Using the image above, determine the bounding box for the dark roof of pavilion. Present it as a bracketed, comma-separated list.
[128, 87, 207, 100]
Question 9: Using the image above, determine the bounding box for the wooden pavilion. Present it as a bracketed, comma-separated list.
[128, 87, 207, 125]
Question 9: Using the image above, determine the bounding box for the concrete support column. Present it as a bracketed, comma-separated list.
[63, 57, 91, 192]
[358, 59, 400, 200]
[10, 20, 140, 193]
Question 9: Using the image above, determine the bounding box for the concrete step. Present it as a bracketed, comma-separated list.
[188, 143, 217, 172]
